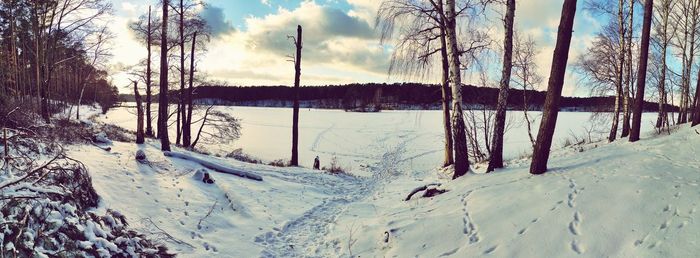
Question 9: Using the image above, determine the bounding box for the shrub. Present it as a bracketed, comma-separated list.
[323, 156, 347, 174]
[268, 159, 290, 167]
[226, 148, 262, 164]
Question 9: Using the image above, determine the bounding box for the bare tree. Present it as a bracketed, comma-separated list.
[289, 25, 302, 166]
[609, 0, 626, 142]
[191, 107, 242, 149]
[376, 0, 454, 167]
[530, 0, 578, 174]
[183, 31, 198, 147]
[653, 0, 676, 128]
[134, 81, 145, 144]
[629, 0, 654, 142]
[147, 6, 154, 137]
[486, 0, 515, 172]
[445, 0, 470, 178]
[512, 34, 542, 148]
[158, 0, 171, 151]
[671, 0, 699, 124]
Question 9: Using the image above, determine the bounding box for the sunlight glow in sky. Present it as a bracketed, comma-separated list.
[108, 0, 603, 96]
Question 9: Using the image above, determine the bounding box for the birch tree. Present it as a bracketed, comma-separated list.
[487, 0, 515, 172]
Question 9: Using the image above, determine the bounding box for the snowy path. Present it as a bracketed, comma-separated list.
[257, 128, 412, 257]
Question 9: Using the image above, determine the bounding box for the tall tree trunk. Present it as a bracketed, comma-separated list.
[621, 0, 634, 137]
[439, 31, 454, 167]
[291, 25, 302, 166]
[183, 32, 197, 147]
[684, 33, 697, 123]
[529, 0, 577, 174]
[445, 0, 471, 179]
[657, 0, 671, 128]
[610, 0, 626, 142]
[487, 0, 515, 172]
[657, 39, 668, 128]
[135, 81, 145, 144]
[176, 0, 185, 145]
[146, 6, 154, 137]
[629, 0, 654, 142]
[692, 67, 700, 126]
[158, 0, 171, 151]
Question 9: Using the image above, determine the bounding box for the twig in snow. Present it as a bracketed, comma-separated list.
[198, 200, 219, 228]
[141, 217, 194, 249]
[346, 222, 359, 257]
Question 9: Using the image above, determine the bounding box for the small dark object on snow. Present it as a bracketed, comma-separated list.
[313, 156, 320, 170]
[383, 231, 390, 243]
[404, 183, 445, 201]
[422, 187, 447, 198]
[136, 150, 147, 162]
[202, 172, 215, 184]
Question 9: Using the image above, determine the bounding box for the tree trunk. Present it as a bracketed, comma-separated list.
[158, 0, 171, 151]
[621, 0, 633, 137]
[529, 0, 578, 174]
[445, 0, 470, 179]
[183, 32, 197, 147]
[146, 6, 154, 137]
[609, 0, 626, 142]
[692, 67, 700, 126]
[134, 81, 145, 144]
[291, 25, 302, 166]
[629, 0, 653, 142]
[439, 31, 454, 167]
[487, 0, 515, 173]
[177, 0, 185, 145]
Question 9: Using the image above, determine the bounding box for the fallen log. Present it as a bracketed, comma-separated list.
[404, 183, 443, 201]
[163, 151, 263, 181]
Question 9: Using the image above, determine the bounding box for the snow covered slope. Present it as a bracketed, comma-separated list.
[74, 107, 699, 257]
[326, 125, 700, 257]
[69, 140, 370, 257]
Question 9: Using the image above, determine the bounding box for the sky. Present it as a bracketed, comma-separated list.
[108, 0, 605, 96]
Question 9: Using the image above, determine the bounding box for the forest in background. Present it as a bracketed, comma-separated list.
[119, 83, 676, 112]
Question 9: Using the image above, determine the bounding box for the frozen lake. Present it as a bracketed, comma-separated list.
[102, 106, 660, 175]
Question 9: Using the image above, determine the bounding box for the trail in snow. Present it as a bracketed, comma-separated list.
[256, 113, 419, 257]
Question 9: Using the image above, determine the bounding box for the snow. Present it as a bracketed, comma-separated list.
[100, 106, 661, 176]
[66, 105, 700, 257]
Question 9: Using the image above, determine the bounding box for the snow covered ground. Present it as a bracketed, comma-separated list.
[100, 106, 660, 176]
[69, 105, 700, 257]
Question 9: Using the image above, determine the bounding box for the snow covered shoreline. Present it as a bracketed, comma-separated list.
[61, 106, 699, 257]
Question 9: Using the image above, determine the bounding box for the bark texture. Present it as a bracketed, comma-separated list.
[146, 6, 153, 137]
[439, 32, 454, 167]
[529, 0, 577, 174]
[134, 81, 145, 144]
[629, 0, 654, 142]
[291, 25, 302, 166]
[445, 0, 471, 179]
[158, 0, 171, 151]
[487, 0, 515, 172]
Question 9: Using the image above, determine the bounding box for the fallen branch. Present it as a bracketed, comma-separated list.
[142, 217, 194, 249]
[198, 200, 218, 228]
[404, 183, 443, 201]
[163, 151, 263, 181]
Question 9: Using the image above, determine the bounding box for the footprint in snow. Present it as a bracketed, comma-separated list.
[483, 245, 498, 255]
[571, 239, 585, 254]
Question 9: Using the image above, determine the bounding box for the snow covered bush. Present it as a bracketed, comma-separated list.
[1, 132, 171, 257]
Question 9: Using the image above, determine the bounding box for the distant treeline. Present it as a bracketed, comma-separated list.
[120, 83, 677, 112]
